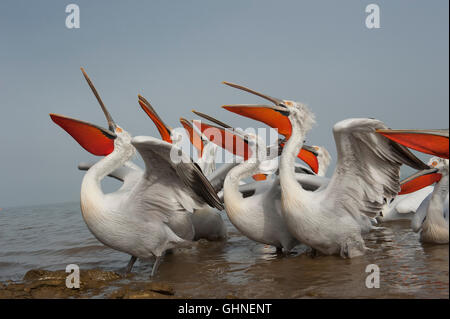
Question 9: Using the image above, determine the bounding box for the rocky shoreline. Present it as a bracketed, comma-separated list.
[0, 269, 178, 299]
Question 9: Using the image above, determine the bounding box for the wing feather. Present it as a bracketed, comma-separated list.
[131, 136, 224, 211]
[323, 118, 428, 220]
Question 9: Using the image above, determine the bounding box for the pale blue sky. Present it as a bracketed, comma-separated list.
[0, 0, 448, 207]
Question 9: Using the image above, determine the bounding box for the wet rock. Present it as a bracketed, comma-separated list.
[0, 269, 179, 299]
[0, 268, 124, 299]
[108, 281, 175, 299]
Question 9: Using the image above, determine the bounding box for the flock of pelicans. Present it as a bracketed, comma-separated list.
[49, 68, 449, 276]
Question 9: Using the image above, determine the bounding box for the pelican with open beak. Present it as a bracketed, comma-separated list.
[218, 82, 430, 257]
[50, 68, 223, 276]
[402, 158, 449, 244]
[188, 111, 301, 253]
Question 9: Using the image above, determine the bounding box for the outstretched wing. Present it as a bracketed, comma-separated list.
[322, 118, 429, 219]
[131, 136, 224, 211]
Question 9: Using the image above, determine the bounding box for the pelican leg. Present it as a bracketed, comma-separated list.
[126, 256, 137, 274]
[151, 256, 162, 277]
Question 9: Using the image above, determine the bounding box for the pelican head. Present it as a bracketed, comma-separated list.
[221, 81, 315, 133]
[399, 157, 447, 195]
[50, 67, 134, 158]
[219, 82, 318, 173]
[428, 157, 449, 175]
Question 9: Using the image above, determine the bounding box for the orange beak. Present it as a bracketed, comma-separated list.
[252, 174, 267, 181]
[376, 129, 449, 159]
[50, 68, 118, 156]
[50, 114, 115, 156]
[222, 105, 292, 139]
[223, 105, 318, 173]
[193, 120, 252, 160]
[298, 148, 319, 174]
[399, 168, 442, 195]
[138, 94, 173, 144]
[220, 82, 319, 173]
[180, 118, 204, 157]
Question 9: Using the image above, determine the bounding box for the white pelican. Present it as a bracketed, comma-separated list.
[137, 96, 227, 241]
[220, 82, 429, 258]
[191, 111, 326, 253]
[50, 68, 223, 275]
[76, 119, 228, 243]
[376, 129, 449, 243]
[138, 96, 227, 241]
[189, 113, 301, 253]
[179, 118, 226, 241]
[398, 157, 449, 243]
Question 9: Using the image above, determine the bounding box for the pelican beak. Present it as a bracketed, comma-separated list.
[222, 81, 291, 138]
[223, 105, 292, 139]
[180, 117, 205, 157]
[222, 81, 285, 106]
[297, 145, 319, 174]
[376, 129, 449, 159]
[138, 94, 173, 144]
[80, 67, 117, 132]
[50, 68, 118, 156]
[192, 110, 252, 160]
[399, 168, 442, 195]
[50, 114, 116, 156]
[252, 174, 267, 181]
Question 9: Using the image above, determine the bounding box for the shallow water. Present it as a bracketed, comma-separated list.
[0, 202, 448, 298]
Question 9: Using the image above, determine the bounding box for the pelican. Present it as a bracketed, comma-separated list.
[50, 68, 223, 275]
[137, 97, 227, 241]
[189, 113, 301, 253]
[220, 82, 428, 258]
[77, 115, 228, 243]
[401, 157, 449, 243]
[376, 128, 449, 243]
[191, 111, 326, 253]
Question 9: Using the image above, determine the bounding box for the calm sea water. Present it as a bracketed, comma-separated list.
[0, 201, 448, 298]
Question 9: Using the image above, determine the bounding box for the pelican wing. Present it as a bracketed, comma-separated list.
[323, 118, 429, 219]
[131, 136, 224, 211]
